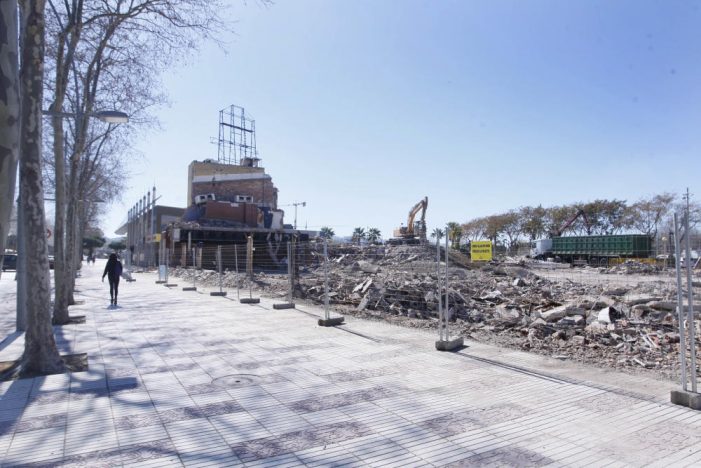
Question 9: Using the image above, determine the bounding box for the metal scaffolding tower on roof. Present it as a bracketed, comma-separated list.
[214, 104, 260, 166]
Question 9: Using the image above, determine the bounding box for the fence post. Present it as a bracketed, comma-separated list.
[435, 226, 463, 351]
[165, 248, 169, 281]
[445, 227, 450, 340]
[235, 244, 241, 300]
[156, 242, 166, 283]
[183, 247, 197, 291]
[436, 234, 443, 342]
[240, 238, 260, 304]
[273, 240, 295, 309]
[670, 213, 700, 410]
[683, 213, 698, 394]
[164, 247, 178, 287]
[319, 237, 343, 326]
[210, 245, 227, 296]
[674, 214, 688, 391]
[247, 235, 253, 279]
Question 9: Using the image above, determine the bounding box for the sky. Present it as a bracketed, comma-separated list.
[104, 0, 701, 239]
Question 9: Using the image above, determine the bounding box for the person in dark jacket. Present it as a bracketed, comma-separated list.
[102, 253, 123, 305]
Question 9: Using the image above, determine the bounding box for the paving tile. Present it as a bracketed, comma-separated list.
[288, 386, 395, 413]
[0, 269, 698, 467]
[230, 420, 370, 462]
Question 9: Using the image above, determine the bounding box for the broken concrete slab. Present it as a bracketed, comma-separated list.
[647, 301, 676, 311]
[356, 261, 380, 274]
[540, 305, 568, 322]
[597, 306, 620, 324]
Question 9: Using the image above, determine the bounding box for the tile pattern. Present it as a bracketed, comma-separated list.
[231, 421, 370, 462]
[0, 268, 699, 467]
[447, 446, 554, 467]
[289, 386, 395, 413]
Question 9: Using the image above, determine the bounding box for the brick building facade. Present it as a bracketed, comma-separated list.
[187, 160, 278, 209]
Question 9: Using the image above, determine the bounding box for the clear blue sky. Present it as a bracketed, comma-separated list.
[105, 0, 701, 239]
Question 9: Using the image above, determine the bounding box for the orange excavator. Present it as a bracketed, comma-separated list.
[389, 197, 428, 245]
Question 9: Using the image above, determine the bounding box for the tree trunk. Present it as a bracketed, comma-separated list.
[18, 0, 65, 375]
[49, 7, 82, 324]
[0, 1, 20, 279]
[51, 127, 69, 322]
[63, 163, 80, 305]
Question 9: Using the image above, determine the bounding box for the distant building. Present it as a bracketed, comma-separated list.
[187, 159, 278, 210]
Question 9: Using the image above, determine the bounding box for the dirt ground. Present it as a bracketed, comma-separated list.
[170, 243, 700, 384]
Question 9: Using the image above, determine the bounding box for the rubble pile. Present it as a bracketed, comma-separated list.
[170, 244, 699, 379]
[601, 260, 662, 275]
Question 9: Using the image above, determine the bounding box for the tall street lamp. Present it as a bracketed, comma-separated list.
[42, 109, 129, 123]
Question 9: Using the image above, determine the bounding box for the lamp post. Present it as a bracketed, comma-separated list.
[41, 109, 129, 123]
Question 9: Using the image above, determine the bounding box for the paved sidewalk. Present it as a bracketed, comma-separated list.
[0, 264, 700, 467]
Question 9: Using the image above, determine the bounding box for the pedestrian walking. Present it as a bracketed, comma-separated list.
[102, 253, 123, 305]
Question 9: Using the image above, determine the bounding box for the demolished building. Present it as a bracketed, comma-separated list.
[121, 105, 312, 268]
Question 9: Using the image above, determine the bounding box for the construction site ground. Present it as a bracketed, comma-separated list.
[1, 259, 699, 466]
[172, 244, 700, 384]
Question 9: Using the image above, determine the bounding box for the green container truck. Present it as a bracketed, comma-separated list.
[531, 234, 653, 265]
[550, 234, 653, 265]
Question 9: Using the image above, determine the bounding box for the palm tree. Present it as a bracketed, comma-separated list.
[366, 227, 381, 245]
[446, 222, 463, 249]
[319, 226, 335, 240]
[352, 227, 366, 245]
[431, 228, 445, 240]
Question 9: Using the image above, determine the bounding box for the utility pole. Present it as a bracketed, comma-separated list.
[293, 201, 306, 230]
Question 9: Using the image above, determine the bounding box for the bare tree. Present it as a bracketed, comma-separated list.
[461, 218, 486, 242]
[0, 1, 20, 277]
[519, 205, 548, 241]
[498, 211, 522, 253]
[17, 0, 65, 375]
[629, 193, 676, 237]
[44, 0, 230, 322]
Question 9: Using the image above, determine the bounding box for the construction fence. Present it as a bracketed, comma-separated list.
[149, 232, 698, 392]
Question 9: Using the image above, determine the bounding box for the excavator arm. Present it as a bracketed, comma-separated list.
[553, 208, 589, 237]
[406, 197, 428, 235]
[393, 197, 428, 240]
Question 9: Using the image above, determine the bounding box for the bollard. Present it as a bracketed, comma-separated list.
[435, 226, 463, 351]
[274, 241, 295, 309]
[319, 237, 343, 326]
[210, 245, 227, 297]
[183, 248, 197, 291]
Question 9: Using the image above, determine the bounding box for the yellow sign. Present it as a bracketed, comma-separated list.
[471, 241, 492, 261]
[152, 233, 161, 243]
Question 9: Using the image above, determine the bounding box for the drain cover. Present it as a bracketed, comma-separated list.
[212, 374, 262, 388]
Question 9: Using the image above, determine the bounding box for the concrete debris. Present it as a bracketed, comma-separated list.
[601, 260, 662, 275]
[169, 243, 700, 380]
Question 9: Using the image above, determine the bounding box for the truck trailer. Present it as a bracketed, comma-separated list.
[531, 234, 653, 266]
